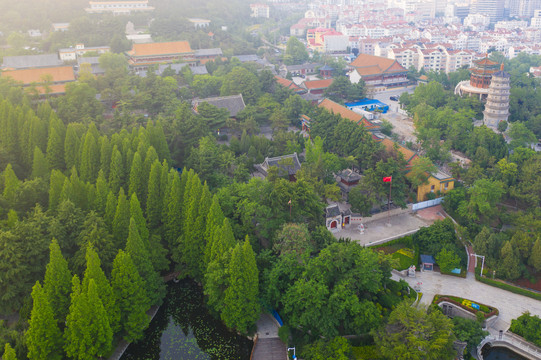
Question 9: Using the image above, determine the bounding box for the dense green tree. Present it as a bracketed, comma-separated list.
[197, 102, 229, 130]
[48, 170, 66, 212]
[63, 124, 80, 172]
[3, 343, 17, 360]
[301, 337, 352, 360]
[126, 218, 165, 306]
[31, 147, 49, 180]
[452, 317, 488, 353]
[104, 190, 117, 230]
[510, 312, 541, 348]
[284, 36, 309, 65]
[79, 128, 100, 183]
[436, 247, 461, 273]
[82, 246, 119, 333]
[220, 67, 260, 104]
[99, 136, 112, 179]
[222, 238, 260, 334]
[509, 122, 536, 149]
[64, 276, 112, 360]
[111, 250, 150, 342]
[273, 223, 313, 257]
[43, 239, 72, 323]
[56, 82, 103, 124]
[129, 193, 149, 246]
[164, 171, 183, 249]
[26, 281, 63, 360]
[128, 152, 144, 203]
[45, 127, 65, 171]
[2, 164, 20, 205]
[146, 160, 162, 230]
[458, 179, 506, 222]
[112, 188, 130, 249]
[374, 302, 455, 360]
[529, 238, 541, 272]
[109, 147, 124, 196]
[498, 241, 521, 280]
[203, 195, 225, 263]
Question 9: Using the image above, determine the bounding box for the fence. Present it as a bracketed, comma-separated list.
[411, 197, 444, 211]
[477, 332, 541, 360]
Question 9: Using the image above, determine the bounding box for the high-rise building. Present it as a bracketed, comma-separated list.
[518, 0, 541, 17]
[472, 0, 505, 23]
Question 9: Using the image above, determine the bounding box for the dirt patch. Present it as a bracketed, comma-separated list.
[511, 276, 541, 292]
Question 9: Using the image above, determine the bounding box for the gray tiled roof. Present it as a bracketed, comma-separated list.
[193, 94, 246, 117]
[2, 54, 62, 69]
[233, 54, 259, 62]
[195, 48, 223, 57]
[191, 65, 208, 75]
[259, 152, 302, 177]
[325, 205, 341, 218]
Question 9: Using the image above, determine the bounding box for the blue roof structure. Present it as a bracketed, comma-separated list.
[345, 98, 389, 113]
[421, 255, 436, 264]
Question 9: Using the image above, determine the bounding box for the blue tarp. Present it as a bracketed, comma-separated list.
[451, 268, 461, 274]
[345, 99, 389, 113]
[271, 309, 284, 326]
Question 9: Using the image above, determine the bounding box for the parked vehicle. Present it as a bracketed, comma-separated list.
[390, 95, 399, 101]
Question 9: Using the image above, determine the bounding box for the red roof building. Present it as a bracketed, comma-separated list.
[349, 54, 408, 88]
[126, 41, 195, 71]
[318, 98, 380, 132]
[302, 78, 333, 94]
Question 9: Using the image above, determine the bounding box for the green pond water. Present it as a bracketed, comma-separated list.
[121, 279, 253, 360]
[482, 346, 527, 360]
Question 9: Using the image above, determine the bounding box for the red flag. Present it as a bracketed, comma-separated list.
[383, 176, 392, 183]
[288, 199, 291, 204]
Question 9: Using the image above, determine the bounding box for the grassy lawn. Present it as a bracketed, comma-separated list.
[392, 251, 415, 270]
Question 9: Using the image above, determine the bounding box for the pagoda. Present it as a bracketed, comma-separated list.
[483, 64, 510, 131]
[454, 57, 500, 100]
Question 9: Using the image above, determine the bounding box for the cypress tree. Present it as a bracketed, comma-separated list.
[45, 118, 65, 171]
[111, 250, 150, 342]
[113, 188, 130, 249]
[3, 164, 20, 204]
[529, 238, 541, 272]
[209, 218, 236, 265]
[26, 281, 63, 360]
[86, 279, 113, 357]
[82, 246, 119, 333]
[6, 209, 18, 228]
[31, 146, 49, 179]
[160, 163, 173, 222]
[99, 136, 112, 179]
[149, 119, 171, 164]
[104, 190, 117, 230]
[146, 160, 162, 231]
[79, 130, 99, 183]
[222, 237, 260, 333]
[3, 343, 17, 360]
[109, 146, 124, 196]
[203, 196, 225, 264]
[49, 170, 66, 213]
[164, 172, 182, 249]
[95, 169, 109, 216]
[129, 193, 149, 246]
[43, 239, 72, 323]
[64, 276, 112, 360]
[126, 218, 165, 306]
[141, 146, 158, 209]
[128, 152, 144, 204]
[63, 124, 80, 171]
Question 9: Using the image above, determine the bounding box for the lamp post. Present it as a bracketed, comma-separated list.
[288, 347, 296, 359]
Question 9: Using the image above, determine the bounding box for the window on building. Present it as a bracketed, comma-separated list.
[430, 185, 435, 192]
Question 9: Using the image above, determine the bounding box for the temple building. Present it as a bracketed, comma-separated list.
[125, 41, 195, 72]
[483, 65, 511, 131]
[348, 54, 409, 89]
[454, 57, 500, 100]
[85, 0, 154, 14]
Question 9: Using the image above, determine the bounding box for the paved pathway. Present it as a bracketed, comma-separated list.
[251, 314, 287, 360]
[394, 271, 541, 334]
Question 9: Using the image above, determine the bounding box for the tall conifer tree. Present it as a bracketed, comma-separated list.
[109, 147, 124, 196]
[113, 188, 130, 249]
[31, 146, 49, 179]
[26, 281, 63, 360]
[48, 170, 66, 212]
[128, 152, 144, 204]
[126, 218, 165, 306]
[146, 160, 162, 230]
[129, 193, 149, 246]
[95, 169, 109, 216]
[63, 124, 80, 172]
[222, 237, 260, 333]
[79, 130, 99, 183]
[99, 136, 112, 179]
[82, 246, 119, 332]
[43, 239, 72, 323]
[111, 250, 150, 342]
[3, 343, 17, 360]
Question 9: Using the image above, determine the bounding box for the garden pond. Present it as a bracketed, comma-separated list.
[121, 279, 253, 360]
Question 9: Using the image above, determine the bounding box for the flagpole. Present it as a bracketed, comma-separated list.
[387, 179, 392, 226]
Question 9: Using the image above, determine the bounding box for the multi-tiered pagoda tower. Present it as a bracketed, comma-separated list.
[454, 57, 500, 100]
[483, 64, 510, 131]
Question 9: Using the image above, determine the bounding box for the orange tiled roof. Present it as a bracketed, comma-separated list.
[381, 138, 418, 166]
[303, 78, 333, 90]
[127, 41, 193, 57]
[274, 76, 303, 92]
[350, 54, 407, 76]
[1, 66, 75, 85]
[318, 98, 378, 130]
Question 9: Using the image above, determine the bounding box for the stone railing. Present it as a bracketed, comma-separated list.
[477, 332, 541, 360]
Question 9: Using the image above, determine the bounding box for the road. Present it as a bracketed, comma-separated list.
[370, 86, 417, 142]
[394, 271, 541, 335]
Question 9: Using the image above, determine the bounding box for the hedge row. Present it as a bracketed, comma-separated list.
[475, 274, 541, 301]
